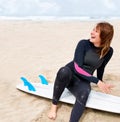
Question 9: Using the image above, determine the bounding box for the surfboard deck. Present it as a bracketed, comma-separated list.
[16, 76, 120, 114]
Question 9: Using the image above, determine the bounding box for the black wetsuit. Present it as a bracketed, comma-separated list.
[52, 39, 113, 122]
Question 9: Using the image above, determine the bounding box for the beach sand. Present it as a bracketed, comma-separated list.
[0, 20, 120, 122]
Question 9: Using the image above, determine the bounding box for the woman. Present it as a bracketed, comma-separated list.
[48, 22, 114, 122]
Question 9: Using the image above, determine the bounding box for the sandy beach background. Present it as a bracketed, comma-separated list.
[0, 20, 120, 122]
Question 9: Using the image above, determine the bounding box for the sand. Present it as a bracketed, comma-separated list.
[0, 20, 120, 122]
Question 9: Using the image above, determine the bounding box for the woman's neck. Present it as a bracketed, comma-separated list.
[93, 42, 101, 47]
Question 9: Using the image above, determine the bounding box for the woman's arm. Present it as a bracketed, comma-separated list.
[97, 47, 113, 80]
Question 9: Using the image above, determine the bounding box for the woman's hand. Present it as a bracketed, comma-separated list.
[97, 80, 114, 94]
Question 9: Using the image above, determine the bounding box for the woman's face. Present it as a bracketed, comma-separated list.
[90, 27, 101, 47]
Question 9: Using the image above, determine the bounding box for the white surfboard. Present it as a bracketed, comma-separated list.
[16, 76, 120, 114]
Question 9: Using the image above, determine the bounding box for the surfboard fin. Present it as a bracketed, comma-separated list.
[20, 77, 36, 91]
[39, 75, 48, 85]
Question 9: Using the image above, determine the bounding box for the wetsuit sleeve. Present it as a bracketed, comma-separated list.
[97, 47, 113, 80]
[73, 40, 99, 84]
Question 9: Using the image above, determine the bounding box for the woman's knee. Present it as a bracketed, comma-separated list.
[57, 67, 73, 81]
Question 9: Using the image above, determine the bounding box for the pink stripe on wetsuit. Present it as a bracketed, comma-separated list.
[74, 62, 91, 77]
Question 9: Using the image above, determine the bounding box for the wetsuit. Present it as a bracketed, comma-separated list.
[52, 39, 113, 122]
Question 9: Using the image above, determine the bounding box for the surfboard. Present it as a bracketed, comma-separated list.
[16, 75, 120, 114]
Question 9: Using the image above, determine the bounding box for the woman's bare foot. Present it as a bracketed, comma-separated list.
[48, 104, 57, 120]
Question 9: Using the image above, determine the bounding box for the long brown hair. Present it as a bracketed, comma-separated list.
[96, 22, 114, 57]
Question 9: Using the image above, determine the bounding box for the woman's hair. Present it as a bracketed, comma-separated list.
[96, 22, 114, 57]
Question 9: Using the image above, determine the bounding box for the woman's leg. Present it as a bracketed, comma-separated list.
[48, 66, 73, 119]
[68, 76, 91, 122]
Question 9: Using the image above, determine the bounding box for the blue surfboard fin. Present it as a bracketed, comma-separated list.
[39, 75, 48, 85]
[20, 77, 36, 91]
